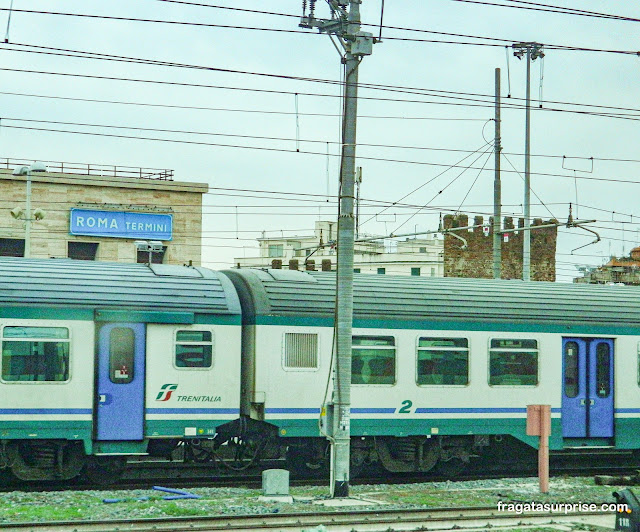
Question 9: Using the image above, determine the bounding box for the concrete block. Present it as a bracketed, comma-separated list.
[262, 468, 289, 496]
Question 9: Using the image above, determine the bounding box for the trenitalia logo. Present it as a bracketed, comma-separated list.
[156, 383, 178, 401]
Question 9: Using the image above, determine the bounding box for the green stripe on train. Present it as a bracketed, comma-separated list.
[250, 315, 640, 336]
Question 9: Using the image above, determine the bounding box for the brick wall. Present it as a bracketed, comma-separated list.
[443, 214, 557, 281]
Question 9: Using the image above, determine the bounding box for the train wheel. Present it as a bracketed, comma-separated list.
[83, 456, 126, 485]
[286, 446, 328, 478]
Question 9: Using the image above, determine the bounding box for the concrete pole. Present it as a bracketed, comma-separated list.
[523, 47, 531, 281]
[493, 68, 502, 279]
[332, 0, 361, 499]
[24, 169, 32, 258]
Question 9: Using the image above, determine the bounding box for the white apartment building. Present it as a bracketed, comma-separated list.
[234, 220, 444, 276]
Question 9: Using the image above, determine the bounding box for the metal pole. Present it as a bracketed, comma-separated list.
[24, 169, 32, 258]
[332, 0, 361, 499]
[493, 68, 501, 279]
[523, 48, 531, 281]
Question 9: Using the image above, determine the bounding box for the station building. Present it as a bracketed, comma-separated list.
[0, 158, 207, 265]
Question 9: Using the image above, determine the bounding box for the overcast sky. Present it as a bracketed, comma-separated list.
[1, 1, 638, 281]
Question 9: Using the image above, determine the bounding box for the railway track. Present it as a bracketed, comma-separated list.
[0, 505, 619, 531]
[2, 463, 639, 493]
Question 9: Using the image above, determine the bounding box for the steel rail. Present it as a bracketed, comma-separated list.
[0, 505, 617, 531]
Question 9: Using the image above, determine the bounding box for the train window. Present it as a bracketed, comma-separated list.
[1, 326, 70, 382]
[595, 343, 611, 398]
[489, 338, 538, 386]
[417, 337, 469, 385]
[109, 327, 135, 384]
[352, 336, 395, 385]
[283, 333, 318, 370]
[564, 341, 579, 398]
[175, 330, 213, 368]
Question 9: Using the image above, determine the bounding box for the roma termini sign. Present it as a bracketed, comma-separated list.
[69, 209, 173, 240]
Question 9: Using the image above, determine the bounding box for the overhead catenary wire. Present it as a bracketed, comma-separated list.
[8, 122, 640, 188]
[447, 0, 640, 23]
[3, 6, 639, 55]
[2, 42, 639, 113]
[2, 63, 640, 123]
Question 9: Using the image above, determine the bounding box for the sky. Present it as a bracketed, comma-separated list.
[0, 0, 639, 281]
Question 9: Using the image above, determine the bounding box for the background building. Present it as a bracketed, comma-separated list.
[234, 220, 444, 276]
[235, 215, 559, 279]
[573, 247, 640, 285]
[0, 158, 207, 265]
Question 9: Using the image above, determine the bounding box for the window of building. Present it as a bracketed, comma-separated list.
[411, 267, 421, 276]
[489, 338, 538, 386]
[283, 332, 318, 369]
[136, 246, 166, 264]
[419, 247, 427, 253]
[68, 241, 98, 261]
[2, 326, 70, 382]
[109, 327, 135, 384]
[353, 268, 361, 273]
[352, 336, 395, 385]
[417, 337, 469, 385]
[430, 268, 435, 276]
[377, 268, 386, 274]
[268, 244, 284, 258]
[0, 238, 25, 257]
[175, 330, 213, 368]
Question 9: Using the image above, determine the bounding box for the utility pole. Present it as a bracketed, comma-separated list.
[513, 42, 543, 281]
[11, 162, 48, 258]
[300, 0, 374, 498]
[493, 68, 501, 279]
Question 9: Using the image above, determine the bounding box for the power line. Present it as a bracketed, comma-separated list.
[3, 52, 640, 120]
[447, 0, 640, 23]
[4, 6, 639, 55]
[6, 91, 640, 163]
[1, 67, 638, 125]
[0, 116, 496, 153]
[0, 90, 488, 121]
[5, 42, 639, 112]
[8, 122, 640, 186]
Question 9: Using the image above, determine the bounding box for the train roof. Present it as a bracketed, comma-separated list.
[223, 268, 640, 332]
[0, 257, 241, 323]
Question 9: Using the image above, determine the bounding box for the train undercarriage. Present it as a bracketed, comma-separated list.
[0, 420, 516, 485]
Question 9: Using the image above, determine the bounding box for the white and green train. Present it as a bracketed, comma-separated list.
[1, 257, 639, 482]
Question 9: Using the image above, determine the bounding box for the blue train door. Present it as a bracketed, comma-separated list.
[96, 323, 146, 440]
[562, 338, 614, 439]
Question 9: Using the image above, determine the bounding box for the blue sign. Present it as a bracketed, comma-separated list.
[70, 209, 173, 240]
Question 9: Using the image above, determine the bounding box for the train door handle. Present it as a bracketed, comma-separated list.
[590, 399, 595, 405]
[579, 399, 594, 406]
[98, 393, 112, 405]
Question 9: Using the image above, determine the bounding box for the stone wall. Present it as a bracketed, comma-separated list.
[443, 214, 557, 281]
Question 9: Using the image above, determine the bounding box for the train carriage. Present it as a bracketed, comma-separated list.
[0, 257, 242, 481]
[3, 257, 640, 483]
[223, 268, 640, 475]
